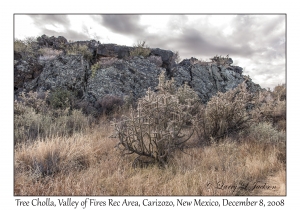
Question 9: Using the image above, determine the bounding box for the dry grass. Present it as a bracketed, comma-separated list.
[14, 122, 286, 196]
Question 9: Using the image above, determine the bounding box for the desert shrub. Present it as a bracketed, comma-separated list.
[74, 100, 99, 117]
[54, 109, 92, 135]
[147, 55, 163, 67]
[100, 95, 124, 115]
[112, 73, 198, 167]
[48, 88, 75, 110]
[15, 91, 50, 114]
[66, 44, 93, 60]
[14, 105, 52, 144]
[14, 39, 27, 54]
[210, 54, 231, 65]
[15, 136, 94, 179]
[38, 47, 62, 61]
[14, 102, 92, 145]
[91, 62, 101, 78]
[14, 37, 38, 60]
[203, 82, 256, 140]
[130, 41, 151, 58]
[157, 72, 200, 116]
[246, 122, 286, 143]
[276, 119, 286, 131]
[272, 84, 286, 101]
[252, 88, 286, 125]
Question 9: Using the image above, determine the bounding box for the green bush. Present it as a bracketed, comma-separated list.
[246, 122, 286, 143]
[130, 41, 151, 58]
[91, 62, 101, 78]
[48, 88, 75, 110]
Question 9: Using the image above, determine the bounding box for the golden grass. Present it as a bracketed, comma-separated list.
[14, 122, 286, 196]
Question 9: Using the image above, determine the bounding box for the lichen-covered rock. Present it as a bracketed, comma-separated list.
[20, 54, 90, 97]
[14, 35, 262, 109]
[172, 58, 254, 103]
[14, 58, 43, 92]
[86, 57, 164, 103]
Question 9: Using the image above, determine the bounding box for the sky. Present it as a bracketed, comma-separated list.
[3, 1, 300, 207]
[14, 14, 286, 90]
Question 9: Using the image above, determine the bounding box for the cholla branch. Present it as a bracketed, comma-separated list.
[112, 71, 198, 167]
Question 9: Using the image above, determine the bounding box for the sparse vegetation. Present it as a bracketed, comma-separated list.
[14, 72, 286, 196]
[210, 54, 231, 65]
[14, 90, 93, 145]
[130, 41, 151, 58]
[14, 37, 38, 60]
[66, 44, 93, 60]
[38, 47, 62, 61]
[91, 61, 101, 78]
[172, 51, 181, 64]
[99, 94, 124, 115]
[112, 73, 198, 167]
[202, 81, 256, 140]
[48, 88, 75, 110]
[91, 57, 119, 78]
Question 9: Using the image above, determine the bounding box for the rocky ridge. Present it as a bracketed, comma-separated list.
[14, 35, 261, 112]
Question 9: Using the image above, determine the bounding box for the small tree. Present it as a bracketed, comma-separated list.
[203, 82, 256, 140]
[112, 72, 198, 167]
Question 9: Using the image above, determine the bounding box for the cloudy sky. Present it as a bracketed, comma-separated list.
[14, 14, 286, 89]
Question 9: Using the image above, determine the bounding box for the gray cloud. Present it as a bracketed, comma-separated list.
[29, 14, 71, 28]
[28, 15, 95, 41]
[39, 28, 91, 41]
[95, 15, 146, 37]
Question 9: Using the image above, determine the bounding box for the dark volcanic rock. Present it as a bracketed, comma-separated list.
[14, 58, 43, 92]
[86, 57, 163, 103]
[96, 44, 132, 59]
[172, 58, 255, 103]
[150, 48, 175, 71]
[20, 54, 90, 95]
[14, 35, 262, 108]
[37, 34, 68, 49]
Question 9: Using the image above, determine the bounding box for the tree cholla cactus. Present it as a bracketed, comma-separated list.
[112, 72, 198, 167]
[252, 88, 286, 124]
[203, 81, 256, 139]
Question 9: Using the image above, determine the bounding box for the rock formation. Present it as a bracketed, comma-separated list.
[14, 34, 261, 109]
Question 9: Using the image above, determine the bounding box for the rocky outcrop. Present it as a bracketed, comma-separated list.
[37, 34, 68, 50]
[14, 35, 261, 108]
[14, 58, 43, 92]
[86, 57, 163, 103]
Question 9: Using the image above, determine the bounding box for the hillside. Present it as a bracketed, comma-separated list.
[14, 35, 285, 196]
[14, 35, 261, 111]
